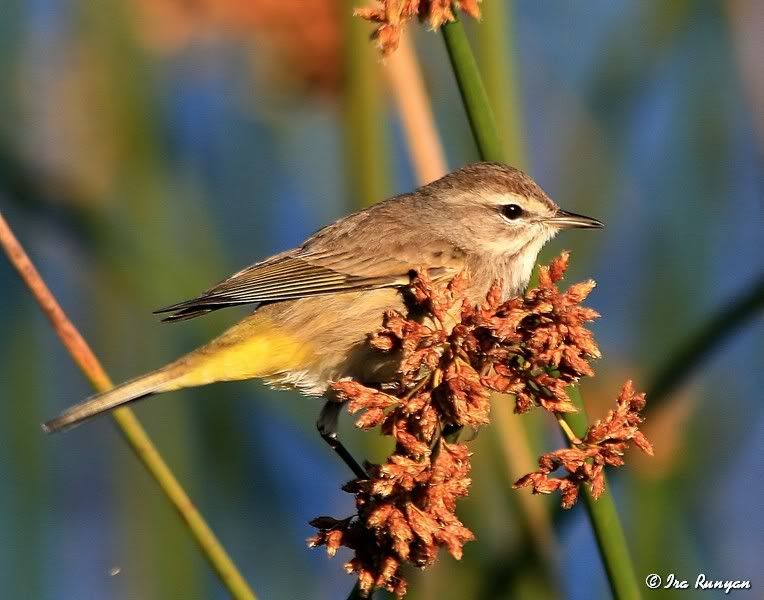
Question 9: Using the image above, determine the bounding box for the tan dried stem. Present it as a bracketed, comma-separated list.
[0, 211, 256, 600]
[382, 23, 557, 576]
[383, 30, 448, 183]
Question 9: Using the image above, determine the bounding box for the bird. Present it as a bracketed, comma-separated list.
[43, 162, 602, 471]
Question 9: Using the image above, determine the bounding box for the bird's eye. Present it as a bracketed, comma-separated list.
[501, 204, 523, 220]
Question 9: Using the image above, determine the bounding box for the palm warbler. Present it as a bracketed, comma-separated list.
[44, 162, 602, 449]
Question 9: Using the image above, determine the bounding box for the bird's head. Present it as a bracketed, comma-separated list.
[423, 162, 603, 259]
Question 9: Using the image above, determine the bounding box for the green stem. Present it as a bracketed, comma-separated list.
[441, 19, 504, 161]
[343, 0, 389, 208]
[0, 212, 257, 600]
[477, 0, 525, 166]
[441, 15, 642, 600]
[564, 388, 642, 600]
[647, 273, 764, 408]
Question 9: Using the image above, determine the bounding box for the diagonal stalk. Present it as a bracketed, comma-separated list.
[441, 15, 642, 600]
[0, 211, 256, 600]
[441, 20, 503, 161]
[646, 273, 764, 408]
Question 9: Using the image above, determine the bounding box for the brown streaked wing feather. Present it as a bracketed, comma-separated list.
[155, 234, 466, 322]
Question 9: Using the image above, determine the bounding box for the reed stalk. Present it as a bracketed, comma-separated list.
[383, 31, 449, 183]
[475, 0, 559, 573]
[344, 0, 389, 208]
[0, 211, 257, 600]
[647, 273, 764, 407]
[441, 15, 642, 600]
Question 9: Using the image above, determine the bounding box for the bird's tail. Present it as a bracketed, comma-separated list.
[43, 311, 314, 433]
[42, 365, 183, 433]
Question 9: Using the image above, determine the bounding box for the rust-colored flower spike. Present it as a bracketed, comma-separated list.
[309, 254, 650, 596]
[514, 380, 654, 509]
[461, 252, 601, 414]
[355, 0, 482, 54]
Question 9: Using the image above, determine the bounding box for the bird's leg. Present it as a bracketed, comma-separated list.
[317, 400, 368, 480]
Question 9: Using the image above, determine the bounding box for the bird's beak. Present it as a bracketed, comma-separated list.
[548, 209, 604, 229]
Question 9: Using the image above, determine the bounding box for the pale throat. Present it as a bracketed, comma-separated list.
[495, 229, 556, 300]
[501, 248, 538, 298]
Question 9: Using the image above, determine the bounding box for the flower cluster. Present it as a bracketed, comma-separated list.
[461, 252, 601, 414]
[514, 381, 654, 508]
[310, 272, 481, 597]
[355, 0, 482, 54]
[309, 254, 651, 597]
[309, 441, 472, 598]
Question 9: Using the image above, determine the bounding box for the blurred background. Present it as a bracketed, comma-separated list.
[1, 1, 762, 599]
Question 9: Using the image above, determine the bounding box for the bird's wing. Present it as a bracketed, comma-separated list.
[154, 241, 465, 322]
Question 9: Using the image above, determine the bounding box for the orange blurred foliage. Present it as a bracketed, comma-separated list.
[132, 0, 342, 94]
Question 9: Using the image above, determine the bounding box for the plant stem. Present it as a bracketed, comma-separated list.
[492, 403, 560, 570]
[0, 211, 257, 600]
[477, 0, 525, 166]
[383, 31, 448, 183]
[563, 388, 641, 600]
[342, 10, 389, 598]
[441, 15, 642, 600]
[646, 273, 764, 408]
[441, 19, 504, 161]
[343, 0, 389, 208]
